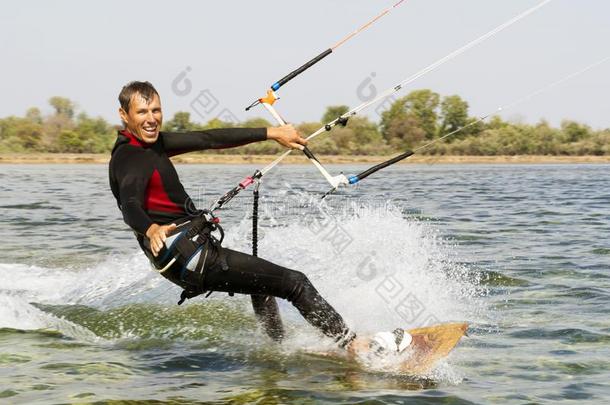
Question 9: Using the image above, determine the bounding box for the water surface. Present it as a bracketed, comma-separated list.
[1, 163, 608, 404]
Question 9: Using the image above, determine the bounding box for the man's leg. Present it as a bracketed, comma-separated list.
[250, 294, 284, 342]
[203, 247, 356, 348]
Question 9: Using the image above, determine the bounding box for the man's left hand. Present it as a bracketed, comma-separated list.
[146, 223, 177, 257]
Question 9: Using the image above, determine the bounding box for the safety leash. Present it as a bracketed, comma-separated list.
[252, 181, 259, 257]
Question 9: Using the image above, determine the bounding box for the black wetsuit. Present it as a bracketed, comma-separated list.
[109, 129, 355, 347]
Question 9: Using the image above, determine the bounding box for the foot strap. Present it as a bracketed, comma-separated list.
[371, 328, 412, 353]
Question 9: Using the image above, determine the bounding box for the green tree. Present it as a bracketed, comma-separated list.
[163, 111, 195, 132]
[75, 113, 115, 152]
[380, 89, 440, 141]
[242, 117, 272, 128]
[49, 97, 75, 118]
[25, 107, 43, 124]
[16, 120, 43, 150]
[380, 97, 409, 140]
[43, 113, 74, 151]
[439, 95, 469, 137]
[403, 89, 440, 139]
[385, 113, 426, 150]
[58, 130, 85, 152]
[561, 120, 591, 142]
[486, 115, 509, 130]
[203, 118, 234, 130]
[307, 136, 340, 155]
[298, 122, 339, 154]
[346, 116, 386, 154]
[297, 122, 324, 137]
[0, 116, 44, 152]
[321, 105, 349, 124]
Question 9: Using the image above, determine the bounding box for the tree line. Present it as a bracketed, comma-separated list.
[1, 92, 608, 155]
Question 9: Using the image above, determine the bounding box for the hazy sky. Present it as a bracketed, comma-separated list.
[1, 0, 608, 129]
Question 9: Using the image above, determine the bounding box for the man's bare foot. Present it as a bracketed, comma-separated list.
[346, 336, 371, 357]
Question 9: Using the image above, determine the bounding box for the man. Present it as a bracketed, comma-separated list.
[109, 81, 410, 355]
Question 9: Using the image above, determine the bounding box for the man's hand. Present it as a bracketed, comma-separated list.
[145, 223, 177, 257]
[267, 125, 308, 149]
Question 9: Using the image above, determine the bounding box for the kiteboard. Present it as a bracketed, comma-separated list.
[304, 322, 468, 375]
[398, 322, 468, 374]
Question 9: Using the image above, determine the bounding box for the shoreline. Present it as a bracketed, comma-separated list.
[1, 153, 609, 165]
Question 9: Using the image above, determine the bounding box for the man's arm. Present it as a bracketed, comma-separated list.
[161, 128, 267, 156]
[118, 174, 154, 236]
[113, 152, 155, 235]
[161, 125, 307, 156]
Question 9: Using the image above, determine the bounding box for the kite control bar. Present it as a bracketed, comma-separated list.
[258, 90, 350, 189]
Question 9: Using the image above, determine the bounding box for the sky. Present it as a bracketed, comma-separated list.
[1, 0, 608, 129]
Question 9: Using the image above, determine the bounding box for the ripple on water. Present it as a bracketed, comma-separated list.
[538, 359, 610, 376]
[556, 287, 609, 301]
[478, 270, 529, 287]
[1, 199, 64, 209]
[509, 327, 610, 345]
[548, 349, 578, 356]
[0, 390, 18, 399]
[151, 352, 244, 373]
[543, 382, 606, 402]
[0, 353, 32, 365]
[39, 361, 135, 378]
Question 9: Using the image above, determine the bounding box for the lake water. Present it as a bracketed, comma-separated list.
[1, 163, 609, 404]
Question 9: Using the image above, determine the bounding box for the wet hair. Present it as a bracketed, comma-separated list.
[118, 81, 159, 113]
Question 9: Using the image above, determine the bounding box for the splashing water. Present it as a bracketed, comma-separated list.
[244, 197, 489, 334]
[220, 196, 488, 380]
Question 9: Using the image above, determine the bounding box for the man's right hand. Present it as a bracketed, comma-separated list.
[146, 223, 177, 257]
[267, 124, 308, 149]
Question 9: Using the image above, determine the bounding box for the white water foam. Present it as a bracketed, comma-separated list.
[0, 294, 100, 342]
[0, 253, 180, 337]
[236, 201, 488, 333]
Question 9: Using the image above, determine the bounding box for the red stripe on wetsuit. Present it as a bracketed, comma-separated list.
[121, 130, 184, 215]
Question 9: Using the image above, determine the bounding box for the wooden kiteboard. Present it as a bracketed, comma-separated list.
[399, 322, 468, 374]
[305, 322, 468, 376]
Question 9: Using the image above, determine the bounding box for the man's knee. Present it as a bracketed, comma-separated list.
[284, 270, 311, 302]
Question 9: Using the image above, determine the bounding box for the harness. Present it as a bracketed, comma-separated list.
[151, 210, 229, 305]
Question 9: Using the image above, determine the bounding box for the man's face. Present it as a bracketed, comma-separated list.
[119, 93, 163, 143]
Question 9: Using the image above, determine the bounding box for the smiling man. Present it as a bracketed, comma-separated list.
[108, 81, 376, 350]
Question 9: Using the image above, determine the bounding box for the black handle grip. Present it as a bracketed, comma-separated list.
[355, 150, 414, 181]
[271, 48, 333, 91]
